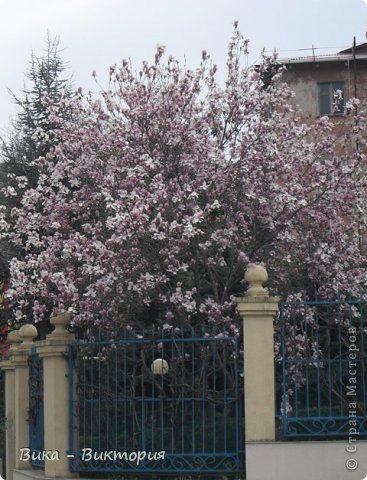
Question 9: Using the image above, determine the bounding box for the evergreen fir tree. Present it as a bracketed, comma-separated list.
[0, 35, 74, 335]
[1, 34, 73, 188]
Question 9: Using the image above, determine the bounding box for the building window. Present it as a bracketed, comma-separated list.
[318, 82, 345, 116]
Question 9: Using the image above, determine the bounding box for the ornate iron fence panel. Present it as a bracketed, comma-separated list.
[28, 345, 44, 467]
[275, 297, 367, 438]
[68, 328, 244, 477]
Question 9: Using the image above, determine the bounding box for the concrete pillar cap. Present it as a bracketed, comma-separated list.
[50, 311, 72, 336]
[19, 324, 38, 347]
[245, 264, 268, 297]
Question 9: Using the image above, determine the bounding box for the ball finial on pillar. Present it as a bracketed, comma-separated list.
[7, 329, 21, 349]
[18, 324, 38, 347]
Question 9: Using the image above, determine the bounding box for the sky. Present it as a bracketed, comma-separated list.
[0, 0, 366, 132]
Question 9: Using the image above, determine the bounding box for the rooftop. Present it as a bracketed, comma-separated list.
[278, 42, 367, 65]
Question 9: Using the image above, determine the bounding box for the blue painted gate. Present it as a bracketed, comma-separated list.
[68, 328, 244, 477]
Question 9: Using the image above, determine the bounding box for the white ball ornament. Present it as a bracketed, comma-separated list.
[151, 358, 169, 375]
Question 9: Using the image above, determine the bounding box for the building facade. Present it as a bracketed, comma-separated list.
[279, 42, 367, 255]
[280, 42, 367, 119]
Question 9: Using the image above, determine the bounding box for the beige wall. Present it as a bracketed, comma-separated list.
[246, 441, 367, 480]
[13, 470, 102, 480]
[13, 441, 367, 480]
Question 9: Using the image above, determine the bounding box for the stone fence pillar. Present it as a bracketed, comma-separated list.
[12, 324, 38, 470]
[236, 264, 279, 442]
[1, 330, 22, 480]
[37, 312, 76, 478]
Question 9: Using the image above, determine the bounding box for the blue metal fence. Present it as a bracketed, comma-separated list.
[28, 345, 44, 467]
[67, 327, 244, 477]
[275, 297, 367, 438]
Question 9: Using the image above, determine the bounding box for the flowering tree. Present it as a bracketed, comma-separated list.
[1, 26, 366, 332]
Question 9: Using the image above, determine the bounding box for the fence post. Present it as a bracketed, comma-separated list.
[37, 312, 76, 478]
[0, 330, 22, 480]
[236, 264, 279, 442]
[11, 324, 38, 470]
